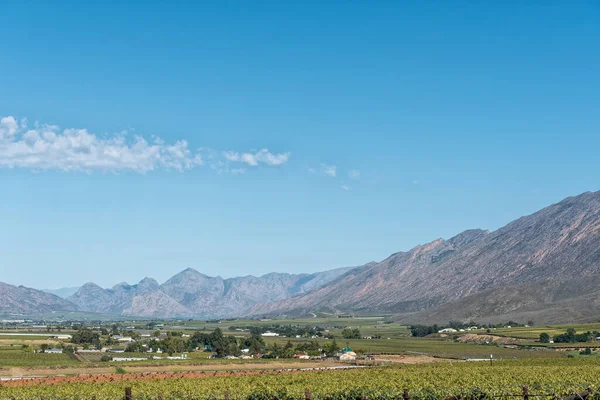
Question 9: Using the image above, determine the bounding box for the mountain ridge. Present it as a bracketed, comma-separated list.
[247, 191, 600, 323]
[67, 266, 357, 318]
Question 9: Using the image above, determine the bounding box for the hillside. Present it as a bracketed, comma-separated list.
[0, 282, 78, 315]
[248, 191, 600, 323]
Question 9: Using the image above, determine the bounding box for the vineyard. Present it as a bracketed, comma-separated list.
[3, 359, 600, 399]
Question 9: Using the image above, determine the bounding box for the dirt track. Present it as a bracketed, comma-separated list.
[0, 360, 343, 380]
[0, 365, 367, 387]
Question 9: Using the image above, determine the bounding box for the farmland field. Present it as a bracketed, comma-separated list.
[0, 349, 78, 367]
[263, 337, 562, 359]
[2, 359, 600, 398]
[491, 324, 600, 339]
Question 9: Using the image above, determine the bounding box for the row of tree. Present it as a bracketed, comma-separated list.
[539, 329, 598, 344]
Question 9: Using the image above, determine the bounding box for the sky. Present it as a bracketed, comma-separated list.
[1, 1, 599, 289]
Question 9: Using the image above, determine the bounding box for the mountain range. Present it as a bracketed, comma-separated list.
[5, 190, 600, 323]
[248, 191, 600, 324]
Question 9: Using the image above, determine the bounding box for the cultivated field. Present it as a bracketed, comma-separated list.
[2, 359, 600, 398]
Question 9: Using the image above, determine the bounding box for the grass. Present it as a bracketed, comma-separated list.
[489, 323, 600, 339]
[0, 349, 79, 367]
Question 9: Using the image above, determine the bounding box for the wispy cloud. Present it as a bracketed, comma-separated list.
[341, 184, 351, 191]
[348, 169, 360, 180]
[223, 149, 290, 167]
[0, 116, 289, 174]
[321, 164, 337, 177]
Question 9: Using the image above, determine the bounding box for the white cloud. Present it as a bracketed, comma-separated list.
[348, 169, 360, 179]
[0, 116, 18, 140]
[321, 164, 336, 177]
[341, 184, 351, 191]
[231, 168, 246, 175]
[224, 148, 290, 167]
[0, 116, 289, 174]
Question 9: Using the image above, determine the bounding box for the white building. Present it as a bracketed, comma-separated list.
[438, 328, 458, 333]
[46, 348, 63, 354]
[261, 332, 279, 337]
[339, 351, 357, 361]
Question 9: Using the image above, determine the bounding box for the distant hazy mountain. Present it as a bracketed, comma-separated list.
[0, 282, 78, 314]
[67, 267, 356, 318]
[10, 190, 600, 324]
[248, 191, 600, 324]
[41, 287, 80, 299]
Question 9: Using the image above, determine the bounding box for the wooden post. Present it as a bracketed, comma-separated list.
[125, 387, 132, 400]
[404, 389, 410, 400]
[523, 386, 529, 400]
[225, 391, 230, 400]
[158, 394, 163, 400]
[305, 388, 312, 400]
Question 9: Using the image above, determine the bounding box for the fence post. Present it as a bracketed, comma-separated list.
[305, 388, 312, 400]
[125, 387, 132, 400]
[523, 386, 529, 400]
[225, 391, 230, 400]
[158, 394, 163, 400]
[404, 389, 410, 400]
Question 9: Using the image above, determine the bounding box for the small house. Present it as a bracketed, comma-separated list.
[108, 348, 126, 353]
[438, 328, 458, 333]
[46, 348, 63, 354]
[339, 351, 357, 361]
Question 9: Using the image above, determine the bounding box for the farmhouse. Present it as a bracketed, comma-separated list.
[261, 332, 279, 337]
[339, 351, 357, 361]
[438, 328, 458, 333]
[46, 348, 63, 354]
[108, 348, 126, 353]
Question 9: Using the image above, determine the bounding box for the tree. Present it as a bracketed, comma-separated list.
[323, 339, 340, 356]
[71, 328, 101, 347]
[341, 328, 361, 339]
[40, 343, 49, 353]
[539, 332, 550, 343]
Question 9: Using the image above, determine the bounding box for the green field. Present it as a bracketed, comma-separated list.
[0, 349, 78, 367]
[264, 336, 562, 359]
[489, 323, 600, 339]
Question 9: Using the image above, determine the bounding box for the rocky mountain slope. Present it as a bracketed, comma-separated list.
[0, 282, 78, 314]
[68, 267, 356, 318]
[249, 191, 600, 323]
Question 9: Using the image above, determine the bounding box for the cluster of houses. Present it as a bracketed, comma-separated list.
[438, 326, 480, 333]
[112, 354, 188, 362]
[259, 331, 323, 339]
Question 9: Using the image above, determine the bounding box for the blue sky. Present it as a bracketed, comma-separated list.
[1, 1, 599, 289]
